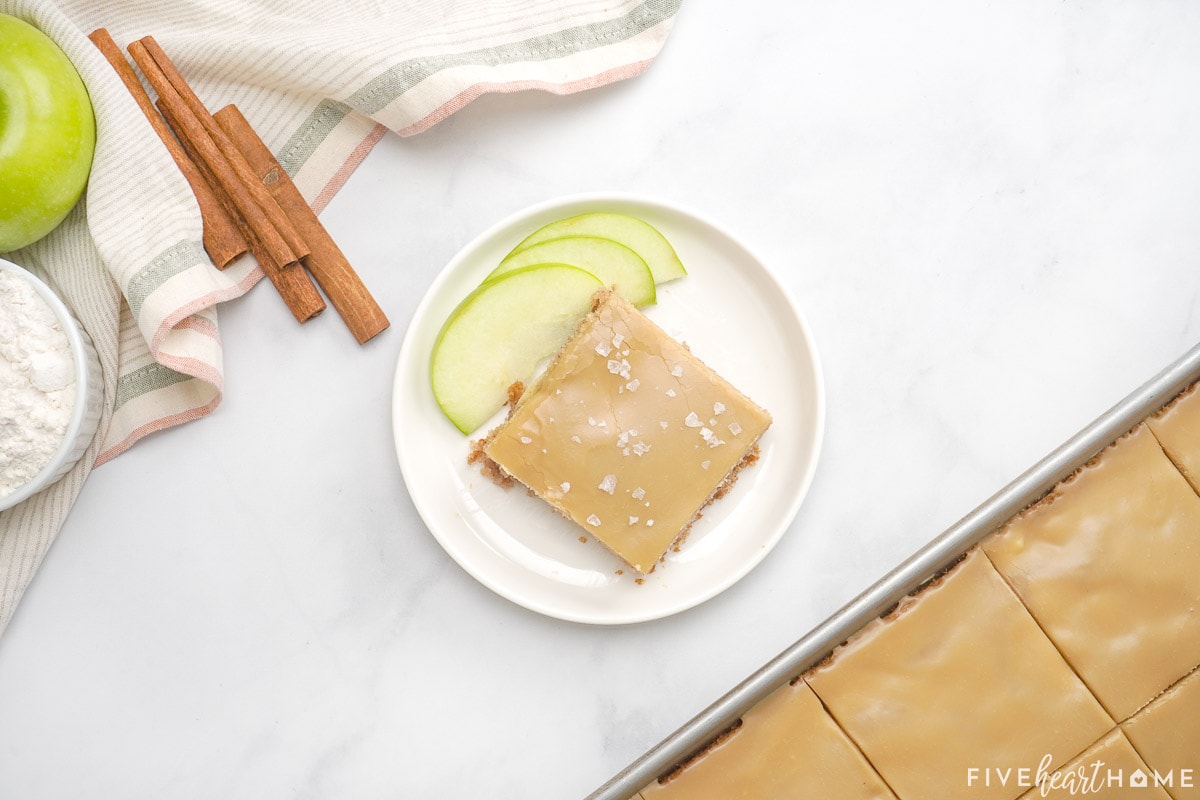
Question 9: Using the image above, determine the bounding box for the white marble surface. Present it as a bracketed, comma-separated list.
[3, 2, 1200, 797]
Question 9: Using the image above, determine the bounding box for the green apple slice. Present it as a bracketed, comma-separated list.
[487, 235, 655, 307]
[431, 263, 603, 434]
[511, 212, 686, 284]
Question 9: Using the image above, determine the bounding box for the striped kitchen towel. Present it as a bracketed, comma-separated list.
[0, 0, 680, 635]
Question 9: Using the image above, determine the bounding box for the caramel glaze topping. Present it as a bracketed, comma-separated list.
[484, 290, 771, 573]
[806, 550, 1112, 800]
[1015, 729, 1171, 800]
[1121, 665, 1200, 792]
[641, 679, 896, 800]
[984, 423, 1200, 721]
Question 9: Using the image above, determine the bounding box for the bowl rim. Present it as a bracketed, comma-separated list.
[0, 257, 95, 511]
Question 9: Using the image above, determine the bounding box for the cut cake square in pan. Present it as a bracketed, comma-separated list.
[1121, 666, 1200, 799]
[805, 549, 1112, 800]
[1147, 379, 1200, 494]
[982, 422, 1200, 721]
[475, 288, 772, 574]
[1014, 728, 1172, 800]
[639, 678, 896, 800]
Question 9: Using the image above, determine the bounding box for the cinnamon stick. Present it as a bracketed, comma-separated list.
[127, 38, 308, 269]
[88, 28, 248, 268]
[135, 36, 312, 264]
[156, 99, 325, 323]
[214, 104, 390, 344]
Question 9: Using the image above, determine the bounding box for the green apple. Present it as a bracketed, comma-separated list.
[511, 211, 686, 284]
[0, 14, 96, 252]
[486, 235, 656, 307]
[431, 263, 603, 434]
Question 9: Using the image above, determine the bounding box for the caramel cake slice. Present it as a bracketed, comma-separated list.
[476, 289, 772, 574]
[1147, 380, 1200, 494]
[805, 549, 1112, 800]
[1122, 666, 1200, 799]
[640, 679, 896, 800]
[1015, 729, 1173, 800]
[982, 423, 1200, 721]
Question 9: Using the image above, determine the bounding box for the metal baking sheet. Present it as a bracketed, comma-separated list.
[587, 340, 1200, 800]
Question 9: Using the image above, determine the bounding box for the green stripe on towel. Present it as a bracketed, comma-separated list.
[124, 239, 208, 322]
[113, 362, 192, 412]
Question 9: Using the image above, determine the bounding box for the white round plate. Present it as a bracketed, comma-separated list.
[393, 193, 824, 624]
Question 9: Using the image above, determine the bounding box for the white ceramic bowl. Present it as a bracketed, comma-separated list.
[0, 258, 103, 512]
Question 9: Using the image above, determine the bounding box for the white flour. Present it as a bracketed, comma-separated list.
[0, 271, 76, 499]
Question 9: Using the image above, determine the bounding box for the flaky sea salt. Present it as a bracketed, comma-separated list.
[607, 358, 631, 380]
[700, 427, 726, 448]
[0, 271, 75, 498]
